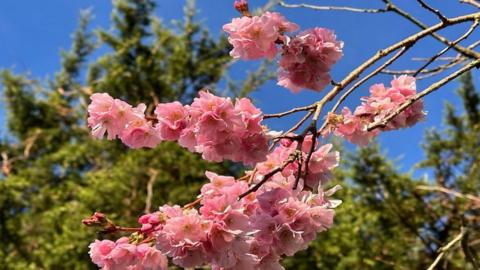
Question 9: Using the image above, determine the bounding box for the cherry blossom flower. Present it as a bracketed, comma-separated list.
[278, 27, 343, 93]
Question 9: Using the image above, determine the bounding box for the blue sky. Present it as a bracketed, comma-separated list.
[1, 0, 479, 176]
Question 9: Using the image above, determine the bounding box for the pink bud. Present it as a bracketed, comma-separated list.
[234, 0, 249, 15]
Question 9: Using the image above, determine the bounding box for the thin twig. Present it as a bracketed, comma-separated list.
[427, 228, 467, 270]
[461, 228, 480, 269]
[417, 0, 448, 22]
[413, 19, 479, 77]
[368, 58, 480, 130]
[144, 169, 158, 213]
[279, 1, 388, 13]
[327, 46, 410, 119]
[381, 57, 466, 78]
[461, 0, 480, 9]
[416, 185, 480, 204]
[382, 0, 480, 60]
[238, 155, 297, 199]
[264, 104, 316, 119]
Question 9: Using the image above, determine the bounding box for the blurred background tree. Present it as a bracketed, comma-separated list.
[1, 0, 478, 269]
[0, 0, 267, 269]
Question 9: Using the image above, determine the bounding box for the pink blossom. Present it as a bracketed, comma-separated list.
[120, 118, 162, 149]
[309, 144, 339, 172]
[87, 93, 144, 140]
[333, 76, 425, 145]
[154, 102, 188, 141]
[136, 244, 168, 270]
[278, 27, 343, 92]
[223, 12, 298, 60]
[89, 239, 116, 267]
[109, 238, 139, 268]
[87, 91, 268, 165]
[138, 213, 162, 233]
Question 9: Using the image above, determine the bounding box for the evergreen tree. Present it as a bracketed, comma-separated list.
[0, 1, 262, 269]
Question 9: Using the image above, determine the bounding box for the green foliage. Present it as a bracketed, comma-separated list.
[0, 1, 248, 269]
[1, 0, 478, 269]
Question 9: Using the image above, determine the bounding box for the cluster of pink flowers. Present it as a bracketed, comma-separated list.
[85, 3, 428, 269]
[223, 11, 298, 60]
[223, 5, 343, 93]
[89, 237, 168, 270]
[156, 91, 269, 165]
[256, 136, 340, 190]
[332, 75, 426, 146]
[278, 28, 343, 93]
[89, 168, 340, 270]
[87, 91, 269, 165]
[87, 93, 161, 148]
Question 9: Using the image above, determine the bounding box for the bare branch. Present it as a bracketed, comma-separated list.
[238, 153, 298, 199]
[460, 0, 480, 9]
[278, 1, 388, 13]
[317, 11, 480, 110]
[144, 169, 158, 213]
[328, 46, 410, 117]
[368, 58, 480, 131]
[382, 0, 480, 60]
[413, 19, 479, 77]
[427, 228, 467, 270]
[416, 185, 480, 205]
[416, 0, 448, 22]
[381, 57, 466, 78]
[264, 104, 315, 119]
[461, 229, 480, 269]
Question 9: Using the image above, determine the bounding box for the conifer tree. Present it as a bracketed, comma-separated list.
[0, 1, 251, 269]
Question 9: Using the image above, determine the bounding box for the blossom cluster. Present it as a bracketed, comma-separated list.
[331, 75, 426, 146]
[223, 11, 299, 60]
[89, 237, 168, 270]
[256, 136, 340, 191]
[88, 166, 341, 270]
[278, 28, 343, 93]
[87, 91, 269, 165]
[223, 9, 343, 93]
[85, 2, 428, 269]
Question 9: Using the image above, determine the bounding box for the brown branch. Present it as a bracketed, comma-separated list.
[427, 228, 467, 270]
[325, 45, 410, 125]
[416, 185, 480, 205]
[461, 0, 480, 9]
[382, 0, 480, 60]
[183, 197, 202, 209]
[413, 19, 479, 77]
[381, 57, 466, 78]
[269, 110, 314, 152]
[368, 58, 480, 131]
[238, 153, 298, 199]
[144, 169, 158, 214]
[461, 228, 480, 269]
[278, 1, 388, 13]
[417, 0, 448, 22]
[321, 11, 480, 110]
[264, 104, 316, 119]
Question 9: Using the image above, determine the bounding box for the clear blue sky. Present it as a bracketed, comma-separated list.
[1, 0, 479, 176]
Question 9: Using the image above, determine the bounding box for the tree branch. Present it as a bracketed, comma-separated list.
[278, 1, 388, 13]
[427, 228, 467, 270]
[368, 58, 480, 131]
[382, 0, 480, 60]
[416, 185, 480, 205]
[413, 19, 479, 77]
[460, 0, 480, 9]
[416, 0, 448, 22]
